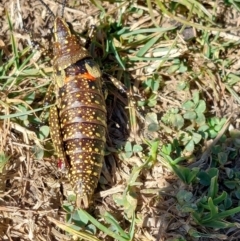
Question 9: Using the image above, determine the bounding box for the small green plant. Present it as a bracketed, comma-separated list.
[62, 204, 135, 241]
[177, 169, 240, 229]
[138, 74, 161, 107]
[161, 91, 206, 130]
[160, 145, 199, 184]
[182, 91, 206, 125]
[119, 141, 143, 160]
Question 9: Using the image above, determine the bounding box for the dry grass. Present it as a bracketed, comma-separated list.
[1, 0, 240, 240]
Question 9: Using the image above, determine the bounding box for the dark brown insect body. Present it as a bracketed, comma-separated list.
[49, 17, 106, 208]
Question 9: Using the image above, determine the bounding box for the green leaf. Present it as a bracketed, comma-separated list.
[167, 64, 180, 74]
[208, 176, 218, 199]
[198, 171, 211, 186]
[235, 190, 240, 199]
[218, 152, 228, 165]
[24, 92, 35, 104]
[183, 111, 197, 120]
[33, 145, 44, 160]
[87, 224, 97, 235]
[185, 140, 194, 152]
[177, 81, 188, 90]
[224, 196, 232, 209]
[176, 190, 193, 205]
[124, 141, 132, 152]
[171, 165, 199, 184]
[225, 168, 233, 178]
[39, 125, 50, 140]
[213, 191, 227, 205]
[208, 166, 219, 178]
[145, 112, 158, 124]
[224, 180, 236, 189]
[148, 139, 159, 161]
[148, 123, 159, 132]
[173, 114, 184, 129]
[182, 100, 195, 110]
[17, 105, 28, 121]
[192, 91, 199, 104]
[208, 197, 218, 218]
[192, 132, 202, 144]
[195, 100, 206, 113]
[178, 62, 188, 73]
[104, 212, 129, 239]
[0, 152, 10, 173]
[62, 203, 74, 213]
[77, 209, 89, 224]
[201, 220, 235, 229]
[128, 212, 135, 240]
[136, 35, 161, 57]
[196, 113, 206, 125]
[198, 124, 209, 132]
[133, 145, 143, 153]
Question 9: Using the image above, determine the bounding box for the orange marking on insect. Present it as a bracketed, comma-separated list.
[78, 72, 97, 81]
[64, 76, 75, 83]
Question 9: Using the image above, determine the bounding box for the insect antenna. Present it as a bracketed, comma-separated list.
[37, 0, 55, 19]
[61, 0, 67, 18]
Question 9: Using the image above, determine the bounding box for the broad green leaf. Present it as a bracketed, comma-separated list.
[192, 91, 199, 104]
[196, 113, 206, 125]
[171, 165, 199, 184]
[176, 190, 193, 205]
[39, 125, 50, 140]
[192, 132, 202, 144]
[182, 100, 195, 110]
[33, 145, 44, 160]
[124, 141, 132, 152]
[207, 168, 219, 178]
[173, 114, 184, 129]
[183, 111, 197, 120]
[198, 124, 209, 132]
[224, 180, 236, 189]
[198, 171, 211, 186]
[218, 152, 228, 165]
[77, 209, 89, 224]
[196, 100, 206, 113]
[185, 140, 194, 152]
[133, 145, 143, 153]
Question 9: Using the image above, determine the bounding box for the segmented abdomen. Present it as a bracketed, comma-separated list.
[58, 58, 106, 207]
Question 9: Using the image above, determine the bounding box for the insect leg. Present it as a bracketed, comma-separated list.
[49, 105, 69, 171]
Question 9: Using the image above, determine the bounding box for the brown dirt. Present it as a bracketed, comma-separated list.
[1, 0, 240, 241]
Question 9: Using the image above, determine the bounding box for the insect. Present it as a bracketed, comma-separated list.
[39, 1, 107, 208]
